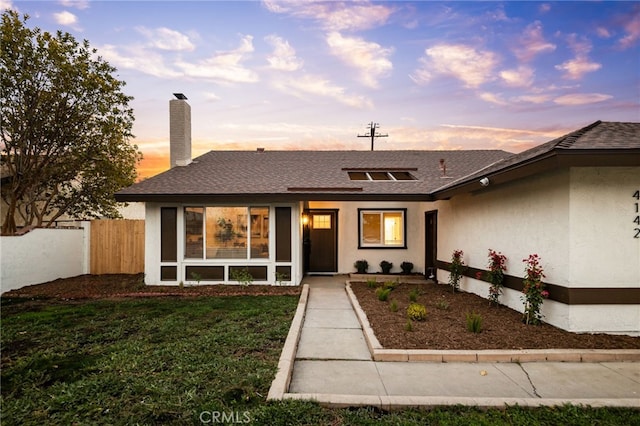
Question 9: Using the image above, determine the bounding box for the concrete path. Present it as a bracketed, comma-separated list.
[279, 276, 640, 409]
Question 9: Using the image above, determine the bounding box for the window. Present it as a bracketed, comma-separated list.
[184, 206, 269, 260]
[312, 214, 331, 229]
[347, 171, 416, 181]
[358, 209, 406, 248]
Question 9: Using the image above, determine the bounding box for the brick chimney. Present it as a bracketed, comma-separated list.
[170, 93, 191, 168]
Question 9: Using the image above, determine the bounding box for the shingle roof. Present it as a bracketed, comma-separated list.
[116, 120, 639, 203]
[116, 150, 510, 202]
[434, 121, 640, 197]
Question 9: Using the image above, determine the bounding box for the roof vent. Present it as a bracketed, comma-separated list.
[439, 158, 447, 177]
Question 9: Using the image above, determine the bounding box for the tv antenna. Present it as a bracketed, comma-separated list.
[358, 122, 388, 151]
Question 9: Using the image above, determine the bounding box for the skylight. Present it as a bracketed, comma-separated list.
[347, 171, 416, 181]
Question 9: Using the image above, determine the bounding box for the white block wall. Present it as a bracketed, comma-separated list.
[0, 225, 90, 293]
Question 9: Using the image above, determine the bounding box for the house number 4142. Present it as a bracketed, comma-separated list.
[634, 190, 640, 238]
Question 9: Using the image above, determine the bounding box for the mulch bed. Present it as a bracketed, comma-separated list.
[1, 274, 301, 300]
[349, 281, 640, 350]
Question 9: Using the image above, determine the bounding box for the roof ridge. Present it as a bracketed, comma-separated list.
[555, 120, 602, 149]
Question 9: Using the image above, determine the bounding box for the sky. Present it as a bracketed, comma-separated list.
[4, 1, 640, 179]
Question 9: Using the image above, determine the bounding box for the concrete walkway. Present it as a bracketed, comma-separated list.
[272, 276, 640, 409]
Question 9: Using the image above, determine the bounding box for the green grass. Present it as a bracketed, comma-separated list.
[2, 296, 639, 426]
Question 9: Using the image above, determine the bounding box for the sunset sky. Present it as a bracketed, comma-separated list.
[5, 1, 639, 179]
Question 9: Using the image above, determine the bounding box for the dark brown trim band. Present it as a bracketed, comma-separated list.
[436, 260, 640, 305]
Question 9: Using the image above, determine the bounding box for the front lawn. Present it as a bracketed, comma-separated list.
[2, 295, 638, 425]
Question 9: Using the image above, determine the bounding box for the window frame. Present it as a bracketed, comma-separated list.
[357, 208, 407, 249]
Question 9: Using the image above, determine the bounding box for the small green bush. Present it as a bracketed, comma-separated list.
[435, 299, 450, 310]
[404, 319, 413, 331]
[376, 287, 392, 301]
[389, 299, 398, 312]
[366, 279, 377, 288]
[408, 289, 419, 302]
[382, 280, 397, 290]
[407, 303, 427, 321]
[466, 312, 483, 333]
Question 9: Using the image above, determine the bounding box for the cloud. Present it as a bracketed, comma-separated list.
[204, 92, 221, 102]
[538, 4, 551, 14]
[553, 93, 612, 105]
[136, 27, 195, 51]
[618, 11, 640, 49]
[59, 0, 89, 9]
[411, 44, 498, 88]
[0, 0, 15, 11]
[596, 27, 612, 39]
[53, 10, 77, 26]
[513, 21, 556, 62]
[273, 74, 373, 109]
[263, 0, 394, 32]
[99, 44, 181, 79]
[265, 35, 303, 71]
[500, 66, 534, 88]
[325, 32, 393, 88]
[479, 92, 508, 106]
[175, 35, 259, 84]
[555, 34, 601, 79]
[515, 94, 552, 104]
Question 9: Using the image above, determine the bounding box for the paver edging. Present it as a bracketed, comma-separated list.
[267, 284, 310, 401]
[282, 393, 640, 409]
[345, 281, 640, 363]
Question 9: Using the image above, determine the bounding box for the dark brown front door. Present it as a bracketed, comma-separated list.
[425, 210, 437, 280]
[308, 210, 338, 273]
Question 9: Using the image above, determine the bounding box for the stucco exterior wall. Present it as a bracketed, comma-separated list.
[436, 168, 571, 287]
[569, 167, 640, 288]
[309, 201, 426, 275]
[434, 167, 639, 335]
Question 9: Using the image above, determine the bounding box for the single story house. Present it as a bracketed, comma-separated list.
[116, 95, 639, 335]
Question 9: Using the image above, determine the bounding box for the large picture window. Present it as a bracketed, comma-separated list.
[358, 209, 406, 248]
[185, 206, 269, 259]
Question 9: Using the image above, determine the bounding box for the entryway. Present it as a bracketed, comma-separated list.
[305, 209, 338, 274]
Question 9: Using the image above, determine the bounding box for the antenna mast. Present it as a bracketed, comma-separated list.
[357, 122, 388, 151]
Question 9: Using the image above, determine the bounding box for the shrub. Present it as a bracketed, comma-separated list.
[408, 289, 419, 302]
[404, 319, 413, 332]
[466, 312, 483, 333]
[435, 299, 450, 310]
[407, 303, 427, 321]
[354, 259, 369, 273]
[230, 268, 253, 286]
[389, 300, 398, 312]
[487, 249, 507, 305]
[400, 261, 414, 274]
[449, 249, 466, 293]
[380, 260, 393, 274]
[366, 279, 377, 288]
[376, 287, 392, 301]
[382, 280, 397, 290]
[522, 254, 548, 325]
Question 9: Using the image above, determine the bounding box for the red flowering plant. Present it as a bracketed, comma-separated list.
[486, 249, 507, 306]
[448, 249, 466, 293]
[522, 254, 549, 325]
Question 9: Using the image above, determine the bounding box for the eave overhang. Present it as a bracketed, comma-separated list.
[433, 149, 640, 200]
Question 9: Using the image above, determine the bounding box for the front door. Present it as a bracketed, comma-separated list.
[425, 210, 437, 280]
[307, 210, 338, 273]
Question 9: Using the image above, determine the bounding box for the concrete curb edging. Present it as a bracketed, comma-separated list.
[281, 393, 640, 409]
[267, 284, 310, 401]
[346, 281, 640, 363]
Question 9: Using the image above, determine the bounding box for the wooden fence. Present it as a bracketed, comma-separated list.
[90, 219, 144, 274]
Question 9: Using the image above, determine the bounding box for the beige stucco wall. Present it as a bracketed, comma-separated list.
[569, 167, 640, 288]
[308, 201, 426, 275]
[434, 167, 639, 334]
